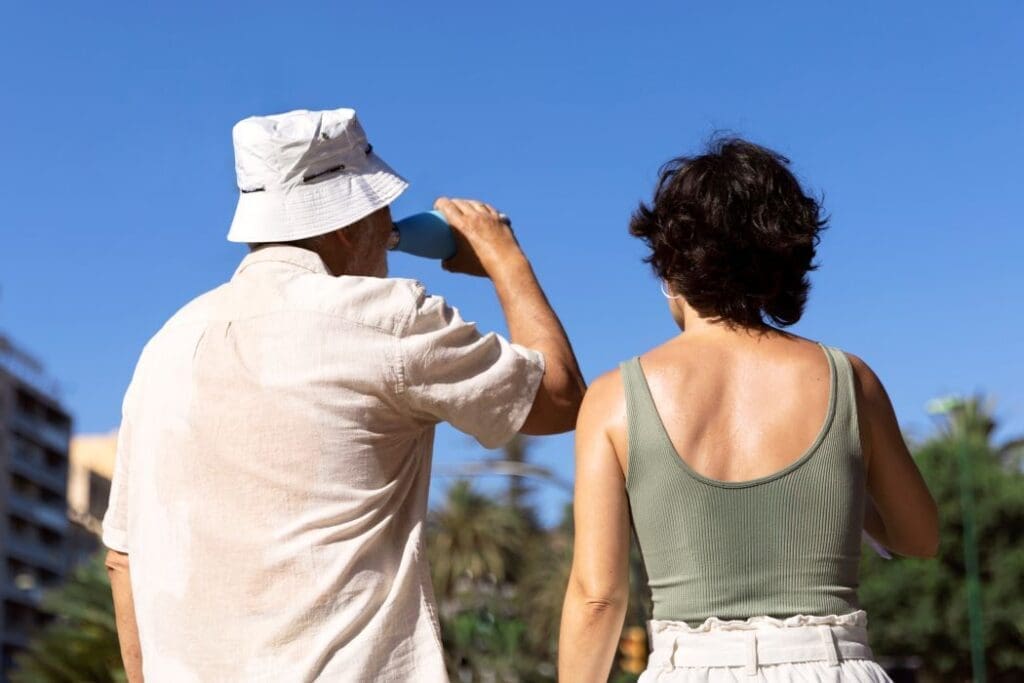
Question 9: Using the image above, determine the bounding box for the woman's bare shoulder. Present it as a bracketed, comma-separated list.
[578, 365, 632, 469]
[581, 367, 626, 424]
[844, 351, 888, 401]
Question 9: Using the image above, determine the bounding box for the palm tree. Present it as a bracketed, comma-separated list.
[427, 479, 536, 681]
[11, 553, 125, 683]
[929, 394, 1024, 468]
[428, 480, 529, 605]
[519, 503, 573, 660]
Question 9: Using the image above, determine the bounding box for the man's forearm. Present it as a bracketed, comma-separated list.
[490, 256, 571, 350]
[489, 255, 585, 429]
[106, 551, 144, 682]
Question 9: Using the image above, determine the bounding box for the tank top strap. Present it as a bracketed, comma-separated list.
[619, 357, 674, 489]
[819, 345, 862, 457]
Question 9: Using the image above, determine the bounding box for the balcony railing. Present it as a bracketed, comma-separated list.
[3, 535, 64, 574]
[9, 412, 70, 454]
[5, 493, 69, 534]
[0, 338, 63, 402]
[3, 584, 43, 608]
[7, 456, 67, 499]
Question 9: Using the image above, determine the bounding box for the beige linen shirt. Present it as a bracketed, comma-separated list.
[102, 246, 544, 682]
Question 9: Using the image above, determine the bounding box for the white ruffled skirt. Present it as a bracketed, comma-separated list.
[639, 611, 891, 682]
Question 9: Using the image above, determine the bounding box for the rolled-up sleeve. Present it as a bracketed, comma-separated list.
[102, 369, 141, 553]
[102, 420, 132, 553]
[398, 291, 545, 449]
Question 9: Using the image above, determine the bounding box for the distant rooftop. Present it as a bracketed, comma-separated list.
[0, 332, 63, 402]
[70, 431, 118, 479]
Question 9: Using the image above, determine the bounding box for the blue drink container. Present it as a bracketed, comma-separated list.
[389, 210, 512, 261]
[389, 211, 457, 260]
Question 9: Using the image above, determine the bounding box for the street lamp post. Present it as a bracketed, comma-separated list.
[928, 396, 986, 682]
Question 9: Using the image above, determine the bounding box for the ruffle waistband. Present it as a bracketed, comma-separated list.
[650, 610, 868, 634]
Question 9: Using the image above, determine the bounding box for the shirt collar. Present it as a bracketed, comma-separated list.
[233, 245, 332, 278]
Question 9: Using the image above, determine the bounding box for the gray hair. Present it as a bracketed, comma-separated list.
[247, 233, 333, 252]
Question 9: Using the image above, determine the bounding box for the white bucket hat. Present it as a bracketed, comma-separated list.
[227, 108, 408, 243]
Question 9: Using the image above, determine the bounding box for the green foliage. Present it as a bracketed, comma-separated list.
[516, 503, 573, 661]
[440, 603, 545, 682]
[860, 398, 1024, 681]
[609, 674, 640, 683]
[11, 553, 125, 683]
[428, 477, 548, 682]
[428, 474, 647, 681]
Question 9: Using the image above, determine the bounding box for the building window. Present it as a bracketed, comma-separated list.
[44, 449, 62, 470]
[40, 489, 63, 507]
[15, 388, 36, 415]
[11, 436, 38, 465]
[38, 568, 60, 589]
[10, 473, 35, 498]
[9, 515, 31, 538]
[88, 473, 112, 520]
[39, 528, 61, 549]
[4, 600, 34, 630]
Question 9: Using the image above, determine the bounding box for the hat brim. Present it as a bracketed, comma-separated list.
[226, 154, 408, 243]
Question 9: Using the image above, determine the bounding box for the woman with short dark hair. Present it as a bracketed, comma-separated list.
[558, 138, 937, 682]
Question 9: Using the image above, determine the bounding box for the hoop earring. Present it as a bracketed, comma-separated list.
[660, 281, 682, 299]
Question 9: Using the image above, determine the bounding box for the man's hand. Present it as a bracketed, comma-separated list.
[434, 195, 585, 435]
[434, 197, 523, 278]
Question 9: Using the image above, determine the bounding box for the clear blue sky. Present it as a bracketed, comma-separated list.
[1, 2, 1021, 522]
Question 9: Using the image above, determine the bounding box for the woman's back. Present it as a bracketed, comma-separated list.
[558, 138, 937, 682]
[634, 334, 835, 483]
[622, 334, 864, 624]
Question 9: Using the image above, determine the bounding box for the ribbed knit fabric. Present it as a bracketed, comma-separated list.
[621, 345, 865, 626]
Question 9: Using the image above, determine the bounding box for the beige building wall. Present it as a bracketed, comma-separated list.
[68, 431, 118, 535]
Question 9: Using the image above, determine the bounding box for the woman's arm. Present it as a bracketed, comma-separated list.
[849, 353, 939, 557]
[558, 373, 632, 682]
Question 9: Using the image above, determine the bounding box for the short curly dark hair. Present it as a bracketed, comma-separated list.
[629, 137, 827, 328]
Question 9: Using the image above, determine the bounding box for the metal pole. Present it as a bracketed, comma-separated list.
[957, 434, 986, 682]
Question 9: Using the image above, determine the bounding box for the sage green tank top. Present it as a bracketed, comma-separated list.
[621, 344, 865, 625]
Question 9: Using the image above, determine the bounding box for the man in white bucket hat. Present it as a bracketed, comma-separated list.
[102, 107, 585, 682]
